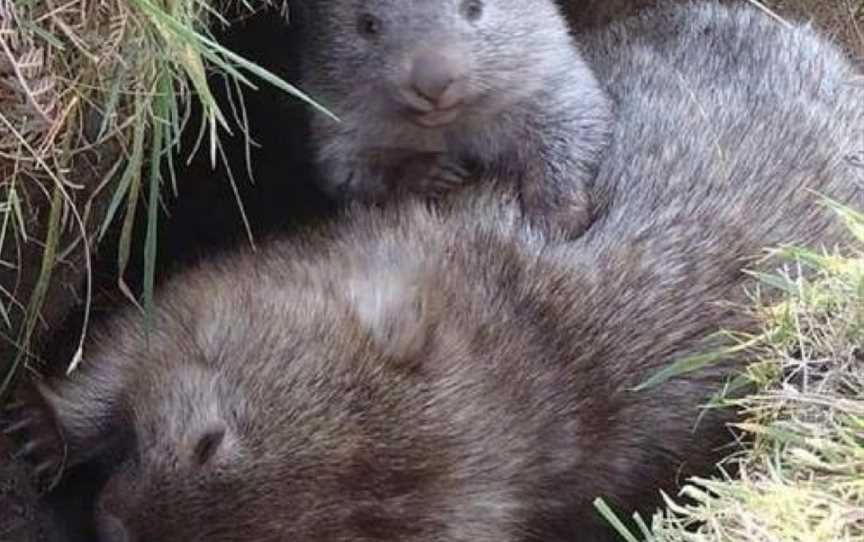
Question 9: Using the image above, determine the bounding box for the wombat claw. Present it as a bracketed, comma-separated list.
[2, 395, 66, 485]
[416, 157, 472, 197]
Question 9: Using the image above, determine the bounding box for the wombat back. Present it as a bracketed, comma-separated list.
[582, 1, 863, 248]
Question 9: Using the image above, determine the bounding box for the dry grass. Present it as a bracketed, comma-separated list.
[0, 0, 327, 395]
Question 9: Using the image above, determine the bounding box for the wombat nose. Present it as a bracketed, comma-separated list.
[409, 51, 464, 106]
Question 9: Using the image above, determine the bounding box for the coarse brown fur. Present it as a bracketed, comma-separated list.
[5, 2, 864, 541]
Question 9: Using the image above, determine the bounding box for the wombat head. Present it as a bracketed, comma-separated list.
[299, 0, 578, 127]
[35, 250, 528, 542]
[70, 361, 454, 542]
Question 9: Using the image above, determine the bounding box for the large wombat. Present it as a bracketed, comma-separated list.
[6, 3, 863, 541]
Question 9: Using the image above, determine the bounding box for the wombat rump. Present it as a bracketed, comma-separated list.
[7, 3, 863, 542]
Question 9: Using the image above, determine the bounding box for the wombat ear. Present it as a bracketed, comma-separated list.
[35, 372, 127, 467]
[346, 266, 442, 360]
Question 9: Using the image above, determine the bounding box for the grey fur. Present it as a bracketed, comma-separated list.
[11, 3, 864, 541]
[297, 0, 613, 238]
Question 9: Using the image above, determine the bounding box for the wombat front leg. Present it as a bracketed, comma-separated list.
[518, 168, 594, 241]
[319, 146, 472, 203]
[318, 153, 396, 204]
[513, 108, 611, 240]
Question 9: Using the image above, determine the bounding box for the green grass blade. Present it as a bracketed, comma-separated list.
[99, 98, 148, 241]
[142, 76, 169, 341]
[1, 186, 62, 397]
[593, 498, 640, 542]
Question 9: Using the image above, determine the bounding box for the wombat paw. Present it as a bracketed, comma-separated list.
[409, 156, 473, 198]
[2, 393, 66, 487]
[321, 158, 390, 204]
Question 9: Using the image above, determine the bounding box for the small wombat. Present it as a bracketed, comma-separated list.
[5, 3, 864, 542]
[296, 0, 613, 238]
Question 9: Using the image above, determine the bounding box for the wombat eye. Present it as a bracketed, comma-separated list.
[461, 0, 485, 21]
[357, 13, 382, 37]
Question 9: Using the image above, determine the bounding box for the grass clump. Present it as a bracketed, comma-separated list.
[0, 0, 322, 394]
[600, 201, 864, 542]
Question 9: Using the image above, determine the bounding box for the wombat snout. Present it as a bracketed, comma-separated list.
[402, 49, 469, 126]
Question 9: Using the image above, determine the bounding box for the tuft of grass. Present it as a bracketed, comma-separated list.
[0, 0, 331, 392]
[600, 200, 864, 542]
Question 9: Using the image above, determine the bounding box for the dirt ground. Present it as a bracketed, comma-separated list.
[1, 1, 862, 541]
